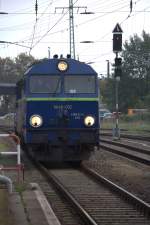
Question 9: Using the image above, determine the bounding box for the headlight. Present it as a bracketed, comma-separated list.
[58, 60, 68, 71]
[84, 116, 95, 127]
[30, 115, 43, 127]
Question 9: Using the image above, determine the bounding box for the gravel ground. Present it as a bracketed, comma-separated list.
[84, 148, 150, 204]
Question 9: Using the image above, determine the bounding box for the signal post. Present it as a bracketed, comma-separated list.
[112, 23, 123, 139]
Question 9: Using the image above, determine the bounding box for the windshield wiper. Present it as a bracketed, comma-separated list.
[52, 77, 61, 96]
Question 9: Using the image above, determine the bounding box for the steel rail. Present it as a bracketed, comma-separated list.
[100, 132, 150, 141]
[37, 163, 98, 225]
[81, 164, 150, 217]
[100, 138, 150, 155]
[99, 142, 150, 165]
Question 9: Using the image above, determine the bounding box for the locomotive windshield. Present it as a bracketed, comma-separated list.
[29, 75, 61, 93]
[64, 75, 95, 94]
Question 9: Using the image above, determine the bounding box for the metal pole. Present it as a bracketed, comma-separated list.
[113, 76, 120, 139]
[17, 144, 21, 165]
[0, 175, 12, 194]
[48, 47, 50, 59]
[69, 0, 76, 59]
[116, 77, 118, 129]
[115, 78, 119, 130]
[112, 52, 120, 139]
[55, 4, 87, 59]
[106, 60, 110, 78]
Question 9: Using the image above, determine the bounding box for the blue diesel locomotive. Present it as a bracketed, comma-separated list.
[15, 56, 100, 162]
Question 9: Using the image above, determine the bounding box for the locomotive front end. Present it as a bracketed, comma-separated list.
[16, 58, 100, 162]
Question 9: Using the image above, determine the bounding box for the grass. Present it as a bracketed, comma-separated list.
[0, 137, 15, 153]
[100, 118, 150, 133]
[0, 155, 17, 166]
[0, 143, 9, 151]
[15, 183, 26, 194]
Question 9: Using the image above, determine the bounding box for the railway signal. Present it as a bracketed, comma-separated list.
[112, 23, 123, 140]
[113, 23, 123, 52]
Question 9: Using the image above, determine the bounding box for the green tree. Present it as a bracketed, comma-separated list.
[0, 53, 35, 114]
[99, 78, 115, 111]
[100, 31, 150, 113]
[122, 31, 150, 104]
[15, 53, 35, 79]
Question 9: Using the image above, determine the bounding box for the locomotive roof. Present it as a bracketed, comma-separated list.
[24, 58, 97, 75]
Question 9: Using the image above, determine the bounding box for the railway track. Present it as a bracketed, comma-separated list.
[22, 154, 84, 225]
[2, 125, 150, 224]
[100, 131, 150, 141]
[36, 162, 150, 225]
[100, 137, 150, 165]
[3, 139, 150, 225]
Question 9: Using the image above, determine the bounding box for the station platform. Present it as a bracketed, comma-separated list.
[0, 183, 61, 225]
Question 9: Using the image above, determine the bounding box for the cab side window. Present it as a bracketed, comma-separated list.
[16, 80, 24, 100]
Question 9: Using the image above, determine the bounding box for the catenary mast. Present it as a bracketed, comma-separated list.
[69, 0, 75, 59]
[56, 1, 87, 59]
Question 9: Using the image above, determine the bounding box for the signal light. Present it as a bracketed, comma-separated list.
[113, 23, 123, 52]
[115, 57, 122, 67]
[113, 34, 122, 52]
[114, 57, 122, 78]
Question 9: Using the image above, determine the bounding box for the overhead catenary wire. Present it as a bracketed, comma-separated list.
[77, 2, 129, 56]
[29, 0, 55, 55]
[29, 0, 39, 55]
[18, 0, 147, 63]
[29, 0, 79, 53]
[0, 0, 144, 40]
[78, 0, 144, 62]
[17, 3, 147, 48]
[0, 0, 149, 74]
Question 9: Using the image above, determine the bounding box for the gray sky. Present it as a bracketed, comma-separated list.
[0, 0, 150, 75]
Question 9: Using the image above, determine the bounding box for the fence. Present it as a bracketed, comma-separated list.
[0, 133, 24, 182]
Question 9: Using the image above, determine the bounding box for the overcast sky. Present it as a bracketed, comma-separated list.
[0, 0, 150, 76]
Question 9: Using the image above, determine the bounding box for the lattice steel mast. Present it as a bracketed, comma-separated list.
[55, 2, 87, 59]
[69, 0, 75, 59]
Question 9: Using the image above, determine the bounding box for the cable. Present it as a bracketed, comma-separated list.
[78, 0, 146, 60]
[29, 0, 39, 55]
[29, 0, 55, 55]
[120, 0, 142, 24]
[18, 1, 129, 47]
[77, 2, 128, 56]
[29, 0, 79, 53]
